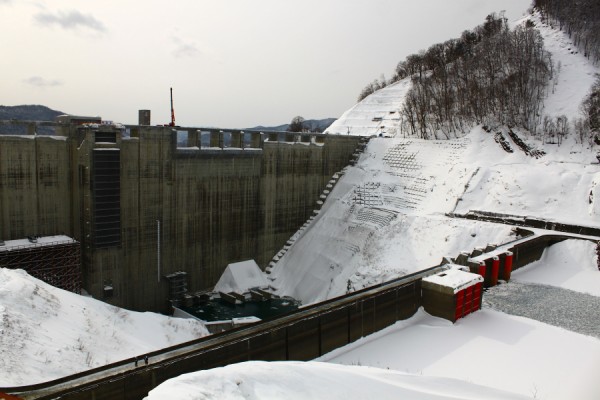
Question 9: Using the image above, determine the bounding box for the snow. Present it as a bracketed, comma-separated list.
[314, 238, 600, 400]
[325, 78, 412, 137]
[145, 359, 531, 400]
[511, 239, 600, 296]
[319, 308, 600, 400]
[214, 260, 269, 294]
[422, 266, 483, 293]
[0, 268, 209, 386]
[1, 235, 74, 251]
[531, 13, 599, 119]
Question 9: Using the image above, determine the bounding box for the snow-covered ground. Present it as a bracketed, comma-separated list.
[0, 268, 208, 386]
[511, 239, 600, 296]
[318, 239, 600, 400]
[146, 8, 600, 400]
[319, 307, 600, 400]
[145, 359, 532, 400]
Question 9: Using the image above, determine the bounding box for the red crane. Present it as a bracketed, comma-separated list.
[169, 87, 176, 127]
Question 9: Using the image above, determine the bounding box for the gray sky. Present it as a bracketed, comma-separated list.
[1, 0, 530, 128]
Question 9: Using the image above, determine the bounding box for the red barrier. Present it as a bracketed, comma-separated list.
[490, 256, 500, 286]
[504, 251, 513, 281]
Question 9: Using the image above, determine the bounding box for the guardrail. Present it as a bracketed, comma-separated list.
[450, 210, 600, 237]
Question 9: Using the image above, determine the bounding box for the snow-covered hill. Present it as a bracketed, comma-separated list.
[269, 11, 600, 304]
[0, 268, 208, 386]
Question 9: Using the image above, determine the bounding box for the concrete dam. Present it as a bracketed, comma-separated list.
[0, 117, 365, 312]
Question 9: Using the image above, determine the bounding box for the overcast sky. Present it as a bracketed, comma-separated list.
[1, 0, 530, 128]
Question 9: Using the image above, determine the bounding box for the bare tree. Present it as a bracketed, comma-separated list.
[288, 116, 305, 133]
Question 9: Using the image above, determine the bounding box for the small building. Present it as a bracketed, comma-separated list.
[0, 235, 81, 293]
[422, 266, 484, 323]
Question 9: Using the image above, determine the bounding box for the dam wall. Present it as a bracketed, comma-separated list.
[0, 123, 364, 311]
[0, 135, 72, 238]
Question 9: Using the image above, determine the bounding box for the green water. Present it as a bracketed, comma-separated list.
[181, 297, 301, 322]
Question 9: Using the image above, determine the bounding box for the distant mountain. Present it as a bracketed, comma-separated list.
[249, 118, 337, 133]
[0, 105, 64, 121]
[0, 105, 65, 135]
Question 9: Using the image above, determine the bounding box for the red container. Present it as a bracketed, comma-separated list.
[504, 251, 513, 281]
[490, 256, 500, 286]
[464, 285, 473, 316]
[472, 282, 482, 312]
[455, 289, 465, 320]
[478, 261, 486, 279]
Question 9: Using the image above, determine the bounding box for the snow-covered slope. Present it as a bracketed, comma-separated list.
[0, 268, 208, 386]
[325, 78, 412, 137]
[269, 12, 600, 305]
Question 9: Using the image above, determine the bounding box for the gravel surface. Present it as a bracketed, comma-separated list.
[483, 280, 600, 339]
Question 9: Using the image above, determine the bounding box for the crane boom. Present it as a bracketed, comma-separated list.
[169, 87, 176, 127]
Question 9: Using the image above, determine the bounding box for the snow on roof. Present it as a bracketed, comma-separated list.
[213, 259, 268, 294]
[0, 235, 76, 251]
[422, 266, 483, 294]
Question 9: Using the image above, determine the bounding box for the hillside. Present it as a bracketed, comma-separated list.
[248, 117, 336, 133]
[0, 105, 64, 121]
[270, 10, 600, 303]
[0, 105, 65, 135]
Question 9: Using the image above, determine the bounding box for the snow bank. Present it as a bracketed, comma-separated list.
[320, 309, 600, 400]
[0, 268, 208, 386]
[145, 359, 530, 400]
